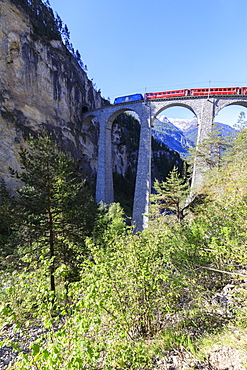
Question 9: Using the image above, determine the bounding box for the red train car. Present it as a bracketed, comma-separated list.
[190, 87, 239, 96]
[145, 89, 188, 99]
[144, 86, 247, 101]
[239, 87, 247, 95]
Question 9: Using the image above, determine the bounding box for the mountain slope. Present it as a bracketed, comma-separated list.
[152, 117, 195, 157]
[152, 116, 237, 157]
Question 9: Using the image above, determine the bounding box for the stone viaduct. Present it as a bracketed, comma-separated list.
[82, 95, 247, 231]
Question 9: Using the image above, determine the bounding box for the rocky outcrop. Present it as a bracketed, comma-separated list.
[0, 0, 108, 189]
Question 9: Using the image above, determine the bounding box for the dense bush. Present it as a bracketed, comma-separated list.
[1, 130, 247, 369]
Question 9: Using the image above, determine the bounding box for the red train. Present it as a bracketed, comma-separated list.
[145, 87, 247, 100]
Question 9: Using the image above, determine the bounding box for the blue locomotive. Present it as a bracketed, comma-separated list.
[114, 93, 144, 105]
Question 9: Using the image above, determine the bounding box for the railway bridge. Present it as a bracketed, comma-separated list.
[82, 95, 247, 231]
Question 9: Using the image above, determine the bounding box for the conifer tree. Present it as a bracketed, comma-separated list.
[11, 134, 98, 295]
[151, 167, 189, 223]
[191, 125, 233, 171]
[234, 111, 247, 130]
[0, 180, 16, 258]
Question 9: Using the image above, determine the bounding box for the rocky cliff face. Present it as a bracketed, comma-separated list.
[0, 0, 185, 207]
[0, 0, 107, 189]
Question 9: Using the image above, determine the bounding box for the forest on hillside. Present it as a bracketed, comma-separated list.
[10, 0, 88, 72]
[0, 126, 247, 369]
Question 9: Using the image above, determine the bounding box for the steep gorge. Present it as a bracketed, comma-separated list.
[111, 113, 184, 214]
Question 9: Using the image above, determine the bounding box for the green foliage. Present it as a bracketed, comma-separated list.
[113, 113, 140, 151]
[150, 166, 189, 222]
[10, 133, 98, 293]
[92, 202, 127, 248]
[223, 127, 247, 170]
[113, 171, 136, 216]
[189, 125, 234, 171]
[10, 0, 61, 41]
[112, 113, 140, 215]
[234, 111, 247, 130]
[9, 0, 88, 71]
[1, 127, 247, 369]
[0, 180, 17, 258]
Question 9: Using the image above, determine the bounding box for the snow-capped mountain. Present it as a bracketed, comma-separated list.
[152, 116, 237, 158]
[168, 117, 198, 144]
[152, 117, 195, 158]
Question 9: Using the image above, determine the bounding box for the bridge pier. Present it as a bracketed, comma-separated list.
[190, 98, 215, 191]
[83, 95, 247, 232]
[91, 103, 152, 232]
[95, 113, 114, 204]
[132, 110, 152, 231]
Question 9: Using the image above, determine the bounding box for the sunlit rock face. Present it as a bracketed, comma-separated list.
[0, 0, 108, 189]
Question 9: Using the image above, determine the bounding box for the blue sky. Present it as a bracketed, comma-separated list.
[48, 0, 247, 126]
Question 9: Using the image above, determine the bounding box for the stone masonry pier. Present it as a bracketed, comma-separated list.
[83, 95, 247, 231]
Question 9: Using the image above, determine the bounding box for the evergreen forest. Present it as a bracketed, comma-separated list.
[0, 126, 247, 369]
[9, 0, 88, 71]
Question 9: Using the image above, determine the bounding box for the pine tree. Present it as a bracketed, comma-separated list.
[11, 134, 98, 295]
[234, 111, 247, 130]
[0, 180, 16, 258]
[151, 167, 189, 223]
[191, 125, 233, 171]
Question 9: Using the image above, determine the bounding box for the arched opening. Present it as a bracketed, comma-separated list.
[209, 103, 247, 168]
[155, 106, 197, 155]
[152, 105, 196, 183]
[214, 103, 247, 131]
[109, 110, 141, 217]
[81, 106, 89, 114]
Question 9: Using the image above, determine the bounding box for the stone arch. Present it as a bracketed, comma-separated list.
[214, 100, 247, 118]
[151, 101, 197, 123]
[82, 114, 97, 130]
[81, 105, 89, 114]
[106, 107, 142, 215]
[106, 107, 140, 128]
[82, 106, 142, 206]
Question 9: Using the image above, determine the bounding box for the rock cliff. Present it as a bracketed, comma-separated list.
[0, 0, 185, 211]
[0, 0, 108, 189]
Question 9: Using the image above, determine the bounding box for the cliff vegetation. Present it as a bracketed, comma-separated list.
[0, 0, 107, 190]
[0, 128, 247, 370]
[1, 2, 246, 369]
